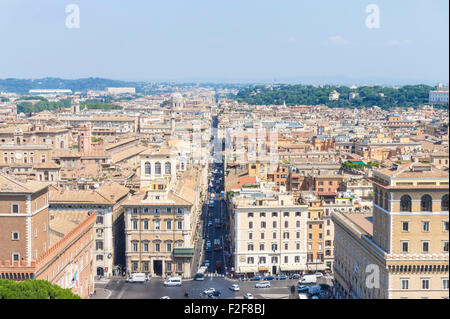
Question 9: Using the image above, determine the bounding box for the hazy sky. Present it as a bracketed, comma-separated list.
[0, 0, 448, 84]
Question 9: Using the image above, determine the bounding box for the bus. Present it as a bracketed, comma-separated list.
[194, 266, 208, 281]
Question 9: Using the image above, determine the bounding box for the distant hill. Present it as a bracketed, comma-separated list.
[0, 77, 145, 94]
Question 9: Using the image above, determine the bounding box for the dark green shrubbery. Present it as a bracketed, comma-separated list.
[0, 279, 81, 299]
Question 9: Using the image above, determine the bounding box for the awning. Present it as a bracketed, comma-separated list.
[280, 265, 307, 271]
[258, 267, 269, 272]
[173, 248, 194, 257]
[238, 266, 258, 273]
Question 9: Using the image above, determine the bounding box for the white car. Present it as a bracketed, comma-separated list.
[244, 293, 254, 299]
[204, 260, 210, 267]
[315, 272, 323, 278]
[163, 277, 182, 287]
[203, 288, 215, 295]
[255, 281, 271, 288]
[160, 296, 170, 299]
[230, 284, 240, 291]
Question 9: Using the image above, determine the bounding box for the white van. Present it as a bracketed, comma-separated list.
[127, 273, 146, 283]
[298, 274, 317, 284]
[164, 277, 182, 287]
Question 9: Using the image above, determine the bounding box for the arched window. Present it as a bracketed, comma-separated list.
[165, 162, 171, 175]
[442, 194, 449, 212]
[155, 162, 161, 175]
[421, 195, 433, 212]
[400, 195, 412, 212]
[145, 162, 151, 175]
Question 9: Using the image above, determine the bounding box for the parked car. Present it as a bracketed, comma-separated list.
[250, 276, 262, 281]
[264, 275, 275, 280]
[204, 260, 210, 267]
[160, 296, 170, 299]
[298, 274, 317, 284]
[255, 281, 271, 288]
[315, 272, 324, 278]
[290, 274, 300, 279]
[307, 285, 323, 297]
[203, 288, 215, 295]
[244, 293, 254, 299]
[298, 294, 308, 299]
[230, 284, 240, 291]
[211, 290, 221, 297]
[277, 275, 287, 280]
[298, 285, 309, 293]
[208, 221, 213, 227]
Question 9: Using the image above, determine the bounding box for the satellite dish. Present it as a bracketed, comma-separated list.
[94, 183, 99, 189]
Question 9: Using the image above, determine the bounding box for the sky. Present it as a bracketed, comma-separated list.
[0, 0, 448, 85]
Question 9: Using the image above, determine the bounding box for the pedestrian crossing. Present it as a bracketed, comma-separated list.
[206, 273, 226, 278]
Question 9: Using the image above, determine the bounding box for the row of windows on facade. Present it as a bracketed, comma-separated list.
[130, 207, 184, 215]
[400, 278, 449, 290]
[374, 193, 449, 212]
[401, 220, 449, 233]
[11, 222, 48, 241]
[247, 230, 330, 240]
[400, 240, 449, 253]
[247, 219, 330, 229]
[10, 199, 47, 214]
[245, 254, 325, 265]
[130, 242, 182, 253]
[130, 219, 183, 230]
[246, 242, 333, 252]
[144, 162, 172, 175]
[131, 261, 182, 272]
[247, 211, 303, 218]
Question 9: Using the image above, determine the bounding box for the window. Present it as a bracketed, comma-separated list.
[155, 220, 160, 230]
[319, 224, 322, 229]
[260, 212, 265, 218]
[177, 208, 183, 215]
[283, 232, 289, 239]
[296, 243, 300, 250]
[421, 195, 433, 212]
[247, 257, 254, 264]
[248, 233, 253, 240]
[143, 220, 149, 230]
[145, 162, 151, 175]
[155, 162, 161, 175]
[284, 243, 288, 250]
[272, 232, 276, 239]
[422, 241, 430, 253]
[12, 204, 19, 214]
[295, 256, 300, 263]
[132, 208, 138, 216]
[284, 221, 288, 228]
[177, 220, 182, 229]
[143, 243, 149, 252]
[422, 221, 430, 232]
[444, 221, 449, 232]
[248, 212, 253, 218]
[309, 224, 312, 229]
[443, 279, 449, 290]
[167, 243, 172, 252]
[12, 232, 19, 240]
[273, 221, 277, 228]
[155, 243, 160, 252]
[308, 233, 312, 239]
[166, 208, 171, 214]
[401, 279, 409, 290]
[295, 212, 301, 217]
[284, 212, 289, 217]
[132, 220, 138, 230]
[96, 241, 104, 251]
[260, 232, 265, 240]
[402, 221, 409, 232]
[402, 241, 409, 253]
[165, 162, 171, 175]
[400, 195, 412, 212]
[96, 215, 103, 224]
[166, 220, 172, 230]
[442, 195, 449, 212]
[296, 231, 300, 239]
[421, 279, 430, 290]
[155, 208, 161, 215]
[249, 221, 253, 229]
[12, 253, 19, 262]
[248, 244, 254, 251]
[443, 241, 449, 253]
[259, 243, 264, 251]
[96, 254, 103, 261]
[308, 243, 312, 250]
[272, 212, 277, 217]
[261, 221, 266, 228]
[296, 220, 300, 228]
[259, 257, 266, 264]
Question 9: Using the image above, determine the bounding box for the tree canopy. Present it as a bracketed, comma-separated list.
[0, 279, 81, 299]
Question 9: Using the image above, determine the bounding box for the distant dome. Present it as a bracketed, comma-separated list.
[171, 91, 184, 109]
[171, 92, 183, 101]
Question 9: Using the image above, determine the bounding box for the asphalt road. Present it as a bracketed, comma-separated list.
[94, 277, 308, 299]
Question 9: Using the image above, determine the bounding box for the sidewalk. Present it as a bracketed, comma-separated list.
[89, 287, 112, 299]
